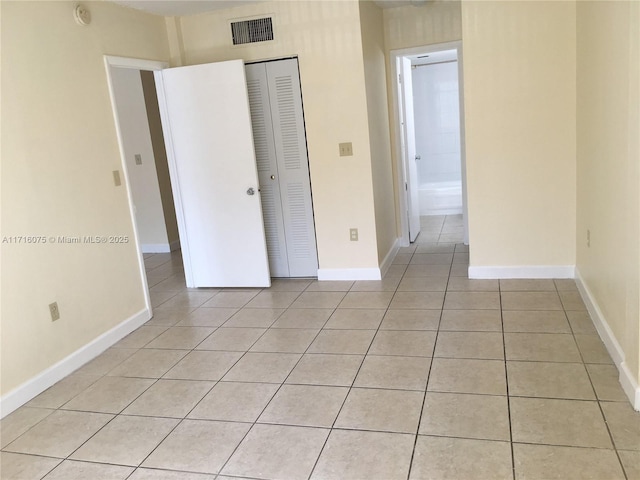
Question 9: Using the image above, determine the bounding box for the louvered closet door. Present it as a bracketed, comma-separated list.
[246, 58, 318, 277]
[245, 64, 290, 277]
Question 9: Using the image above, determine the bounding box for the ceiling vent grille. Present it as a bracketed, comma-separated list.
[231, 17, 274, 45]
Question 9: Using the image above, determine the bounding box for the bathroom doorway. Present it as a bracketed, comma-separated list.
[391, 41, 468, 246]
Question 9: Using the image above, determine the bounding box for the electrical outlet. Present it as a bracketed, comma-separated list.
[350, 228, 358, 241]
[339, 142, 353, 157]
[49, 302, 60, 322]
[134, 154, 142, 165]
[113, 170, 122, 187]
[587, 229, 591, 248]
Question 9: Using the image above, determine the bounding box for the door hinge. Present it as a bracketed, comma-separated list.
[398, 74, 402, 84]
[405, 182, 408, 191]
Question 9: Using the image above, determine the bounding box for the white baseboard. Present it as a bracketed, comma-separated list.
[468, 265, 576, 279]
[317, 267, 382, 281]
[575, 269, 639, 411]
[0, 308, 151, 418]
[620, 361, 640, 411]
[317, 239, 398, 282]
[379, 239, 400, 279]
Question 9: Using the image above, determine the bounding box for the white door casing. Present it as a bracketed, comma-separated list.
[400, 57, 421, 242]
[390, 41, 468, 247]
[155, 60, 271, 288]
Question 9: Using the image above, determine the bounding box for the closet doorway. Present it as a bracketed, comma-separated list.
[245, 58, 318, 278]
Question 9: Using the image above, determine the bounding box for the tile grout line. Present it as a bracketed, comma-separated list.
[115, 285, 281, 477]
[557, 279, 630, 480]
[305, 241, 440, 480]
[214, 293, 337, 479]
[120, 286, 291, 477]
[499, 279, 517, 480]
[405, 238, 451, 480]
[305, 277, 399, 480]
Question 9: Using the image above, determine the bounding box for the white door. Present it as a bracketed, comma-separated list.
[245, 59, 318, 277]
[400, 57, 421, 242]
[155, 60, 270, 288]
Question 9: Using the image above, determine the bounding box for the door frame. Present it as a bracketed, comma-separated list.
[390, 40, 469, 247]
[103, 55, 169, 311]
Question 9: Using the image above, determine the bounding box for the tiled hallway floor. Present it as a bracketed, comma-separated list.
[2, 215, 639, 479]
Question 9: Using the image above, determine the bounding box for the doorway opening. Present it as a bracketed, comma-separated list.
[104, 56, 178, 314]
[106, 56, 318, 295]
[391, 41, 469, 247]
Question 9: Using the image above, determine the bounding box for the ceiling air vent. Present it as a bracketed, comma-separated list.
[231, 17, 274, 45]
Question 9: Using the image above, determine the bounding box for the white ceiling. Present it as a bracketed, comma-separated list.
[111, 1, 263, 17]
[109, 0, 425, 17]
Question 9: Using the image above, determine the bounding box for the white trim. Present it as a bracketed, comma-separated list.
[457, 46, 469, 245]
[620, 361, 640, 411]
[317, 268, 382, 281]
[575, 269, 639, 410]
[141, 243, 172, 253]
[379, 238, 400, 278]
[468, 265, 576, 279]
[103, 55, 169, 314]
[0, 308, 151, 418]
[104, 55, 168, 71]
[317, 239, 398, 282]
[575, 270, 625, 365]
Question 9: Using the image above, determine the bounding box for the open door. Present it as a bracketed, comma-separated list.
[155, 60, 270, 288]
[400, 57, 421, 242]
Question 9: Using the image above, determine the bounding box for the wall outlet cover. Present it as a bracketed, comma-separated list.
[339, 142, 353, 157]
[49, 302, 60, 321]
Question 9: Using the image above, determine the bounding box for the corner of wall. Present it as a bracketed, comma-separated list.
[165, 16, 185, 67]
[576, 269, 640, 411]
[0, 307, 151, 418]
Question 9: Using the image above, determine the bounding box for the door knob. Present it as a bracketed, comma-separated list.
[271, 175, 276, 180]
[415, 155, 421, 160]
[247, 188, 255, 196]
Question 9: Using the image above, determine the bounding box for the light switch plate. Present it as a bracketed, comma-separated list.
[113, 170, 121, 187]
[339, 142, 353, 157]
[135, 154, 142, 165]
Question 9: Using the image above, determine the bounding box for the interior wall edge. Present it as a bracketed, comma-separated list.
[0, 307, 151, 419]
[576, 268, 639, 410]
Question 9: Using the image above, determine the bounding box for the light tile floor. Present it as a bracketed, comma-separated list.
[2, 214, 639, 479]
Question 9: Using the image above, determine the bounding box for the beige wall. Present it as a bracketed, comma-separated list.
[384, 0, 462, 53]
[359, 0, 397, 263]
[382, 2, 462, 236]
[177, 0, 380, 269]
[461, 1, 576, 267]
[576, 0, 640, 384]
[1, 1, 170, 395]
